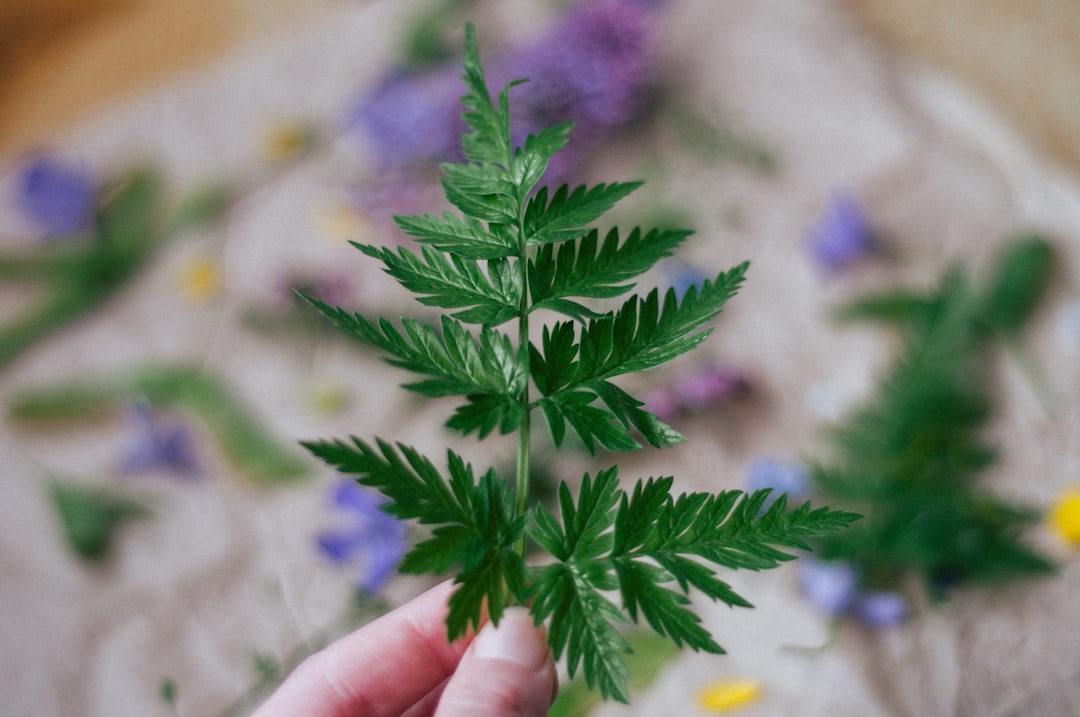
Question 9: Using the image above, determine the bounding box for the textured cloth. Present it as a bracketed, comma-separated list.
[1, 2, 1078, 715]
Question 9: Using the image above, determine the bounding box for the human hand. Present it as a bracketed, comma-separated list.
[252, 580, 558, 717]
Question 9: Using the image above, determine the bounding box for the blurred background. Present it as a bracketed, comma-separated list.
[1, 1, 1078, 715]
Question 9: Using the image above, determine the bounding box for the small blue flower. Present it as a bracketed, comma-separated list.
[853, 590, 909, 628]
[316, 478, 407, 595]
[797, 558, 859, 616]
[805, 191, 876, 274]
[742, 456, 811, 510]
[118, 402, 201, 479]
[665, 262, 708, 300]
[797, 558, 910, 628]
[16, 153, 98, 238]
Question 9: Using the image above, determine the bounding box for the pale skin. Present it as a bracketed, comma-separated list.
[252, 581, 558, 717]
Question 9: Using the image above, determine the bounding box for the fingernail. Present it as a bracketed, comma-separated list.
[472, 607, 550, 670]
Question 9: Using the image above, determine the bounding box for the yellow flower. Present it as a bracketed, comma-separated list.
[696, 678, 762, 712]
[1049, 488, 1080, 546]
[261, 121, 316, 162]
[177, 257, 221, 301]
[306, 379, 351, 416]
[316, 202, 371, 245]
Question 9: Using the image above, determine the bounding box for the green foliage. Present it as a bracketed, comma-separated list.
[302, 24, 855, 702]
[814, 236, 1057, 599]
[0, 168, 227, 371]
[9, 365, 311, 484]
[50, 480, 149, 561]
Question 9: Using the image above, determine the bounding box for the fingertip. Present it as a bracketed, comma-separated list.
[435, 608, 557, 717]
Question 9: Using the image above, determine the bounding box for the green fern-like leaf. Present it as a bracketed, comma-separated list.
[301, 23, 855, 705]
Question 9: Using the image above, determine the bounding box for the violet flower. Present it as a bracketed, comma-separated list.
[316, 477, 407, 595]
[797, 557, 858, 616]
[665, 261, 708, 300]
[742, 456, 811, 510]
[643, 363, 746, 421]
[15, 153, 98, 238]
[670, 364, 746, 412]
[344, 66, 464, 172]
[797, 558, 909, 628]
[346, 0, 659, 183]
[853, 590, 909, 627]
[118, 402, 201, 479]
[804, 191, 877, 274]
[496, 0, 658, 182]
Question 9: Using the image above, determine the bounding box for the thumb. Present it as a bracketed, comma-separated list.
[435, 607, 557, 717]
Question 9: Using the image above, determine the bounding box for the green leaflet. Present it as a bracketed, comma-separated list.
[50, 480, 150, 561]
[302, 23, 855, 703]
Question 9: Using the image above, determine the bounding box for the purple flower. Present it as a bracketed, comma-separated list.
[643, 363, 746, 422]
[344, 66, 464, 171]
[669, 364, 746, 412]
[853, 590, 909, 628]
[797, 558, 910, 628]
[316, 478, 407, 595]
[346, 0, 659, 182]
[497, 0, 658, 181]
[642, 386, 680, 423]
[118, 402, 201, 479]
[15, 153, 98, 238]
[277, 271, 357, 311]
[805, 191, 876, 274]
[797, 558, 859, 616]
[743, 456, 811, 509]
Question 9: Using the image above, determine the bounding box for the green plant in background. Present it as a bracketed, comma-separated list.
[809, 236, 1058, 606]
[0, 166, 226, 371]
[9, 364, 311, 485]
[302, 25, 856, 702]
[49, 480, 150, 561]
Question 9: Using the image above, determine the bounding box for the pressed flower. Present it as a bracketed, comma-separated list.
[643, 363, 746, 421]
[316, 201, 372, 245]
[346, 0, 659, 181]
[15, 153, 98, 238]
[742, 456, 811, 511]
[1049, 488, 1080, 546]
[176, 256, 222, 301]
[669, 364, 746, 412]
[306, 379, 352, 416]
[496, 0, 657, 181]
[260, 120, 317, 163]
[696, 678, 762, 712]
[853, 590, 909, 627]
[642, 386, 679, 423]
[805, 191, 876, 274]
[344, 66, 464, 171]
[797, 557, 858, 616]
[798, 559, 910, 628]
[316, 477, 407, 594]
[118, 402, 201, 479]
[666, 262, 708, 299]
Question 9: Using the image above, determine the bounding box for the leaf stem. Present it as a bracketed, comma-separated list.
[514, 202, 531, 558]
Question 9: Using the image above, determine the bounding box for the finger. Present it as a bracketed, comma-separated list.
[253, 581, 474, 717]
[399, 675, 450, 717]
[434, 607, 558, 717]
